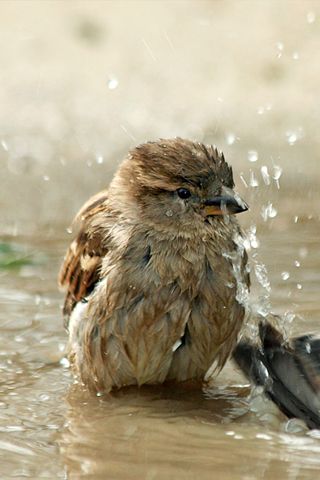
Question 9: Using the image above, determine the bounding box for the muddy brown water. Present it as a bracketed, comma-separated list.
[1, 212, 320, 479]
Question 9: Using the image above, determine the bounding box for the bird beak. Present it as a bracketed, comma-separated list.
[203, 189, 248, 216]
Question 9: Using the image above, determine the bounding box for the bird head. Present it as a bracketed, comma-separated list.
[110, 138, 248, 235]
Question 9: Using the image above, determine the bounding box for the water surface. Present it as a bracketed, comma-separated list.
[1, 215, 320, 479]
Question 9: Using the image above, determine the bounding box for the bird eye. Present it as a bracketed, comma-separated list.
[177, 188, 191, 199]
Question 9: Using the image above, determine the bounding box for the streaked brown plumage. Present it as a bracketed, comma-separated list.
[59, 138, 249, 392]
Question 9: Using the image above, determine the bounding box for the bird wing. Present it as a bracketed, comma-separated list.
[233, 320, 320, 429]
[58, 190, 109, 324]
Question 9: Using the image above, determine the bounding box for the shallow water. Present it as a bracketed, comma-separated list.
[0, 215, 319, 479]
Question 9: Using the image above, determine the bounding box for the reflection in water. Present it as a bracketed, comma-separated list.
[61, 384, 250, 479]
[60, 382, 320, 480]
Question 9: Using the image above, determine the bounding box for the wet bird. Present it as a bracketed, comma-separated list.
[59, 138, 249, 392]
[59, 137, 320, 429]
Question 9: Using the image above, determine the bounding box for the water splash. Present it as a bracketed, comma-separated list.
[254, 264, 271, 292]
[223, 233, 250, 308]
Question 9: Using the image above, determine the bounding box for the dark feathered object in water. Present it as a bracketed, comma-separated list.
[233, 322, 320, 429]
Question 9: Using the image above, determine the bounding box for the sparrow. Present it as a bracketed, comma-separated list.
[59, 138, 250, 393]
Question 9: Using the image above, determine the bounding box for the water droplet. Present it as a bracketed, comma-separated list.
[285, 418, 308, 433]
[34, 295, 41, 306]
[43, 175, 50, 181]
[256, 433, 272, 441]
[172, 339, 182, 352]
[277, 41, 284, 51]
[272, 165, 282, 180]
[66, 227, 73, 234]
[96, 154, 104, 164]
[287, 132, 297, 145]
[249, 170, 259, 187]
[307, 11, 316, 24]
[281, 271, 290, 280]
[60, 357, 70, 368]
[272, 165, 282, 188]
[284, 311, 295, 323]
[248, 150, 258, 162]
[107, 77, 119, 90]
[239, 173, 248, 188]
[257, 106, 265, 115]
[294, 260, 300, 267]
[292, 51, 299, 60]
[39, 394, 50, 401]
[286, 128, 304, 146]
[261, 166, 270, 185]
[1, 140, 8, 151]
[226, 133, 236, 145]
[276, 41, 284, 58]
[261, 202, 277, 221]
[297, 283, 302, 290]
[165, 209, 173, 217]
[299, 247, 308, 258]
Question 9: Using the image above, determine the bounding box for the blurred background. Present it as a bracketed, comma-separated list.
[1, 2, 320, 479]
[1, 0, 320, 235]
